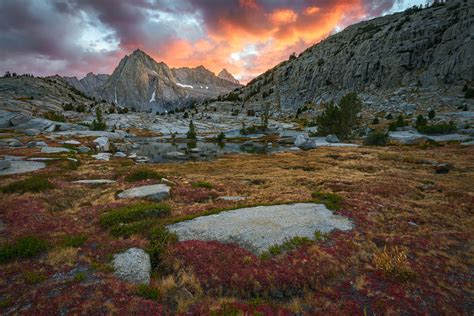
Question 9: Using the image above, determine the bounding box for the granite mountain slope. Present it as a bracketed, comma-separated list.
[236, 0, 474, 113]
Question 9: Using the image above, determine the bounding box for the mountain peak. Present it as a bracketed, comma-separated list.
[218, 69, 240, 85]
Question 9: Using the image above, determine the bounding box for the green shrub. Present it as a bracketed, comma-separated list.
[311, 191, 343, 210]
[417, 122, 457, 134]
[44, 111, 66, 122]
[192, 181, 213, 189]
[1, 176, 55, 194]
[147, 226, 178, 268]
[187, 120, 197, 140]
[428, 109, 436, 120]
[90, 108, 107, 131]
[388, 114, 408, 131]
[0, 236, 48, 264]
[262, 236, 313, 257]
[23, 271, 47, 284]
[364, 131, 388, 146]
[136, 284, 159, 300]
[74, 272, 86, 282]
[216, 132, 226, 142]
[315, 92, 362, 140]
[61, 234, 87, 248]
[125, 168, 163, 182]
[464, 88, 474, 99]
[100, 203, 171, 229]
[415, 115, 427, 127]
[372, 117, 379, 124]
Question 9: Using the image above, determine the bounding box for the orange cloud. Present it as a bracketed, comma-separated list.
[269, 9, 298, 25]
[146, 0, 373, 83]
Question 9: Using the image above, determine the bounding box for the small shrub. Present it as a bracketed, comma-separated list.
[216, 132, 225, 143]
[90, 108, 107, 131]
[314, 231, 328, 241]
[61, 234, 87, 248]
[311, 191, 343, 210]
[100, 203, 171, 229]
[262, 236, 313, 258]
[428, 109, 436, 120]
[136, 284, 159, 300]
[125, 168, 163, 182]
[44, 111, 65, 122]
[1, 176, 55, 194]
[364, 131, 388, 146]
[315, 92, 362, 139]
[187, 120, 197, 140]
[148, 226, 178, 268]
[23, 271, 47, 284]
[191, 181, 213, 189]
[372, 117, 379, 124]
[415, 115, 427, 127]
[373, 246, 415, 281]
[464, 88, 474, 99]
[417, 122, 457, 134]
[388, 114, 408, 131]
[74, 272, 86, 282]
[0, 236, 48, 264]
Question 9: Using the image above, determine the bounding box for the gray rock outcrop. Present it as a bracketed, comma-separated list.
[118, 184, 171, 201]
[112, 248, 151, 285]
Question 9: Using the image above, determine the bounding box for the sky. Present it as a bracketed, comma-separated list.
[0, 0, 429, 83]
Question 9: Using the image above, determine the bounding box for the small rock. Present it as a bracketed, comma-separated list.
[24, 129, 41, 136]
[64, 140, 81, 145]
[73, 179, 116, 184]
[118, 184, 170, 201]
[299, 140, 318, 150]
[190, 148, 201, 153]
[41, 147, 70, 154]
[9, 140, 23, 147]
[218, 196, 247, 201]
[0, 160, 11, 170]
[92, 153, 112, 161]
[114, 151, 127, 157]
[242, 141, 254, 147]
[325, 134, 340, 143]
[78, 146, 90, 153]
[93, 137, 110, 152]
[27, 141, 48, 148]
[433, 163, 452, 174]
[112, 248, 151, 285]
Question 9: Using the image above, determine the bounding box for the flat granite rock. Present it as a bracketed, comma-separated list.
[167, 203, 353, 254]
[118, 184, 171, 201]
[0, 161, 46, 176]
[73, 179, 116, 184]
[41, 147, 71, 154]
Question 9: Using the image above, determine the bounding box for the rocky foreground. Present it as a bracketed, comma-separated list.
[0, 128, 472, 314]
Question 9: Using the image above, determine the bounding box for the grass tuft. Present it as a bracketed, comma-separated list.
[0, 236, 48, 264]
[125, 168, 163, 182]
[311, 191, 343, 210]
[261, 236, 313, 258]
[61, 234, 87, 248]
[136, 284, 159, 300]
[1, 176, 55, 194]
[191, 181, 213, 189]
[373, 246, 416, 281]
[23, 271, 47, 284]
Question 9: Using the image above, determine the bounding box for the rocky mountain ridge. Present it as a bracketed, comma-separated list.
[235, 0, 474, 113]
[64, 50, 241, 112]
[218, 69, 240, 85]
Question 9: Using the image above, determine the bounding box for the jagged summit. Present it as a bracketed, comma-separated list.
[218, 69, 240, 85]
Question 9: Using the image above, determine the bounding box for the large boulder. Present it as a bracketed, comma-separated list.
[299, 139, 318, 150]
[112, 248, 151, 285]
[118, 184, 171, 201]
[325, 134, 340, 143]
[93, 137, 110, 152]
[294, 134, 309, 147]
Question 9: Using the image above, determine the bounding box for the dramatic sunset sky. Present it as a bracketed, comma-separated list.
[0, 0, 428, 83]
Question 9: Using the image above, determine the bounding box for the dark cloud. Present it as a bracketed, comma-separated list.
[0, 0, 417, 80]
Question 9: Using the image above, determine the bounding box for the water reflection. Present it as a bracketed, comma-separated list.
[126, 140, 290, 163]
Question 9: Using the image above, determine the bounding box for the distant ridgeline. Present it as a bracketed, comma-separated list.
[232, 0, 474, 113]
[63, 49, 241, 113]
